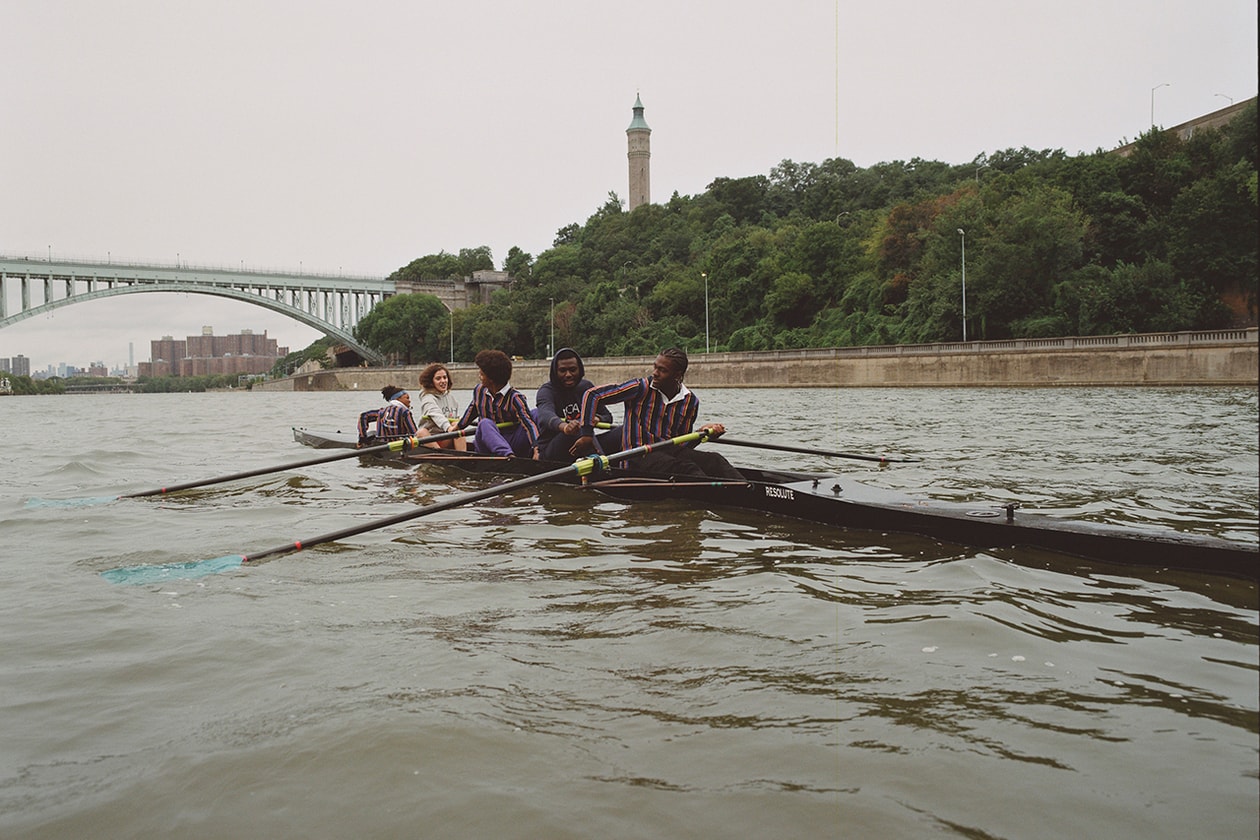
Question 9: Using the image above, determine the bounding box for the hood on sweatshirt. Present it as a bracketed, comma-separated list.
[548, 347, 586, 385]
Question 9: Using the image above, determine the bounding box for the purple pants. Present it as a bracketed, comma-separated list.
[474, 418, 533, 457]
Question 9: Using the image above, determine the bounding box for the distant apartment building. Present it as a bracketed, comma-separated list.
[8, 355, 30, 377]
[137, 327, 289, 378]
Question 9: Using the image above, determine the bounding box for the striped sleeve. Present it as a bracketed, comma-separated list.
[456, 387, 482, 428]
[400, 407, 419, 437]
[358, 408, 381, 440]
[579, 378, 645, 432]
[509, 390, 541, 447]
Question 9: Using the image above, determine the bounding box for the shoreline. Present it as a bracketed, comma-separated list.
[256, 328, 1258, 391]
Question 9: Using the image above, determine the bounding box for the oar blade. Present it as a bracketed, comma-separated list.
[100, 554, 245, 585]
[25, 495, 119, 509]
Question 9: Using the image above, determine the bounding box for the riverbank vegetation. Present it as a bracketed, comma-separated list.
[0, 373, 248, 394]
[348, 104, 1256, 362]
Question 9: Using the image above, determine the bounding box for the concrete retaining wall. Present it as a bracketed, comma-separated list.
[255, 328, 1258, 392]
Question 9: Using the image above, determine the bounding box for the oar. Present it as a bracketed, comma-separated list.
[712, 436, 921, 463]
[120, 426, 478, 499]
[100, 431, 708, 584]
[29, 423, 517, 509]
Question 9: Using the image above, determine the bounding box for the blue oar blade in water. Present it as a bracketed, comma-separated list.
[100, 555, 245, 585]
[25, 495, 119, 509]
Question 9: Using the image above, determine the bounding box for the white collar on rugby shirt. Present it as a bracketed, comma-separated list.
[650, 380, 691, 405]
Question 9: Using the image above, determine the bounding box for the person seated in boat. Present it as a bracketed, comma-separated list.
[570, 346, 743, 480]
[357, 384, 419, 446]
[534, 348, 616, 462]
[415, 362, 467, 451]
[456, 349, 541, 459]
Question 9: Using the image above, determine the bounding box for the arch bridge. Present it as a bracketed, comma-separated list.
[0, 257, 396, 364]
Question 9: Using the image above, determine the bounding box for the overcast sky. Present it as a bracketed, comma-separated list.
[2, 0, 1255, 371]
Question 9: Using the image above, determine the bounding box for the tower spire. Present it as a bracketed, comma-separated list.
[626, 94, 651, 211]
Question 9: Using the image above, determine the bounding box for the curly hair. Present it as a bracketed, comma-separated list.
[418, 363, 452, 393]
[474, 349, 513, 389]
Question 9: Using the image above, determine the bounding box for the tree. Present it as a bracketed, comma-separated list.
[969, 182, 1087, 338]
[1055, 259, 1214, 334]
[764, 271, 817, 329]
[272, 336, 338, 376]
[706, 175, 769, 224]
[353, 293, 451, 364]
[553, 223, 581, 247]
[389, 252, 462, 283]
[457, 246, 494, 275]
[504, 246, 533, 280]
[470, 318, 520, 354]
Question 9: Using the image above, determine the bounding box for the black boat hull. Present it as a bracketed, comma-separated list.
[293, 427, 1258, 578]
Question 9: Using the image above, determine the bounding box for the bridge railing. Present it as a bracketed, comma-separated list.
[0, 252, 386, 282]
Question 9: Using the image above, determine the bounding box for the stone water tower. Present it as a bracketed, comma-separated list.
[626, 94, 651, 210]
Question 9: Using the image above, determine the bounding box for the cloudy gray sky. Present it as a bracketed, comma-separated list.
[2, 0, 1255, 371]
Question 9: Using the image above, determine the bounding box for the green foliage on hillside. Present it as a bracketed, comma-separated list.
[1, 374, 64, 395]
[271, 336, 340, 377]
[135, 374, 242, 392]
[353, 102, 1258, 361]
[353, 293, 452, 364]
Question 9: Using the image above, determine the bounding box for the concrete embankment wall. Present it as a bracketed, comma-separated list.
[255, 328, 1258, 392]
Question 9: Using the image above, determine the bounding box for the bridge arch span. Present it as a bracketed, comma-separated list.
[0, 283, 384, 364]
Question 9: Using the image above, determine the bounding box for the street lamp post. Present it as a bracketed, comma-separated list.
[1151, 83, 1170, 126]
[957, 229, 967, 342]
[701, 273, 710, 353]
[449, 307, 454, 363]
[1215, 93, 1233, 106]
[549, 298, 555, 359]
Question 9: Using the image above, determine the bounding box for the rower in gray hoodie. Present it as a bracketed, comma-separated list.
[535, 348, 615, 462]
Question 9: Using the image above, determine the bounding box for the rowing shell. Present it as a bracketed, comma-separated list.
[293, 427, 359, 449]
[292, 427, 1258, 578]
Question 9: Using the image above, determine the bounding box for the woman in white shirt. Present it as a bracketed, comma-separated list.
[416, 362, 467, 450]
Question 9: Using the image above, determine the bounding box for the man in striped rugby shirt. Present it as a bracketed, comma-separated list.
[570, 347, 742, 480]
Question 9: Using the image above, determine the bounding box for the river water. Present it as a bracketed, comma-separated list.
[1, 387, 1256, 838]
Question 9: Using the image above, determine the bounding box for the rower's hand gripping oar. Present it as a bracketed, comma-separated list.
[711, 436, 920, 464]
[100, 430, 710, 584]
